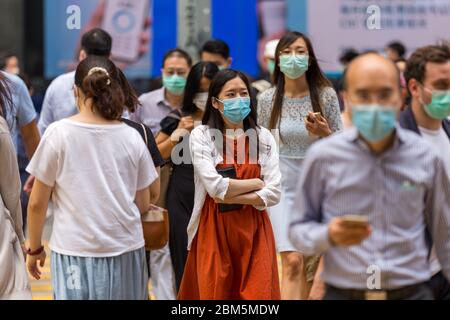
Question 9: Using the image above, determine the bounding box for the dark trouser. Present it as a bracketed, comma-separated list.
[324, 283, 434, 300]
[427, 271, 450, 300]
[166, 164, 195, 293]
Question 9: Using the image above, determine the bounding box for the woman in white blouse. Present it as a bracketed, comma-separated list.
[178, 69, 282, 300]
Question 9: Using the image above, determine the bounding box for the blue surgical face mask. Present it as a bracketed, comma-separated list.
[279, 54, 309, 79]
[217, 97, 251, 124]
[352, 104, 397, 142]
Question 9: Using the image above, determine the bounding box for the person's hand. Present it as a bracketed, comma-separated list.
[305, 112, 332, 138]
[177, 116, 195, 132]
[170, 117, 195, 143]
[23, 175, 35, 195]
[27, 250, 47, 280]
[328, 217, 371, 247]
[254, 178, 265, 190]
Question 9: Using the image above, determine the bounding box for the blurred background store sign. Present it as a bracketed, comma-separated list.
[177, 0, 211, 63]
[302, 0, 450, 73]
[44, 0, 153, 79]
[2, 0, 447, 80]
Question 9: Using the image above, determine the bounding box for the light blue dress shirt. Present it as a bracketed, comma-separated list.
[2, 71, 37, 150]
[131, 87, 177, 136]
[38, 71, 76, 135]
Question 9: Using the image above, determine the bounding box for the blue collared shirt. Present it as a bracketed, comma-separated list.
[2, 71, 37, 149]
[289, 126, 450, 290]
[38, 71, 76, 135]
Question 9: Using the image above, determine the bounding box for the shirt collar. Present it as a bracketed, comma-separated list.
[155, 87, 180, 111]
[155, 87, 167, 106]
[345, 124, 406, 151]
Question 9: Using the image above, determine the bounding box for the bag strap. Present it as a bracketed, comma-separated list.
[140, 123, 148, 146]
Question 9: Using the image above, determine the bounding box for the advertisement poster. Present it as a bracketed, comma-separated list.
[45, 0, 152, 79]
[285, 0, 450, 73]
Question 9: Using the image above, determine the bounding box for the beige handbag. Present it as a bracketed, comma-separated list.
[142, 204, 169, 251]
[140, 124, 170, 251]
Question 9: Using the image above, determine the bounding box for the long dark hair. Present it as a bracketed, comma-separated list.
[202, 69, 258, 133]
[182, 62, 219, 115]
[115, 67, 141, 114]
[0, 72, 12, 119]
[269, 31, 331, 131]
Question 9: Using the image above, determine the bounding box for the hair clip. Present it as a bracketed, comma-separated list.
[87, 67, 111, 85]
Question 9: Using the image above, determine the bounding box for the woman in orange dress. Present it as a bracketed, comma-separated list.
[178, 69, 282, 300]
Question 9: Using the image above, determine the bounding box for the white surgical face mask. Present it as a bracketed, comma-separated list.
[193, 92, 208, 111]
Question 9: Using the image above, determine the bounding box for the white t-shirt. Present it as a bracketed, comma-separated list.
[418, 125, 450, 276]
[27, 119, 157, 257]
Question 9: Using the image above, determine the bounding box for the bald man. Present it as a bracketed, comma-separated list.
[288, 53, 450, 300]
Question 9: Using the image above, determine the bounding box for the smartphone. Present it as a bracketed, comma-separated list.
[306, 112, 322, 123]
[102, 0, 149, 63]
[341, 215, 369, 228]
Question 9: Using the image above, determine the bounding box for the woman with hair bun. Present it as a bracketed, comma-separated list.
[26, 56, 158, 300]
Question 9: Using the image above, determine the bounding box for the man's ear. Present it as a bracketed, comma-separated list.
[227, 57, 233, 68]
[408, 78, 420, 100]
[79, 49, 87, 62]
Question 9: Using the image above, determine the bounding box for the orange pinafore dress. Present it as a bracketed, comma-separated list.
[178, 135, 280, 300]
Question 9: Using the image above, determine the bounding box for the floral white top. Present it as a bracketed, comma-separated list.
[257, 87, 343, 159]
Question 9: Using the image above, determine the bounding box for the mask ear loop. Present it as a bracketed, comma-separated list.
[417, 82, 432, 107]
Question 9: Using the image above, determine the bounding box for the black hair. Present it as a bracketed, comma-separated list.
[74, 56, 125, 120]
[405, 44, 450, 87]
[182, 62, 219, 115]
[201, 40, 230, 60]
[0, 72, 12, 119]
[115, 67, 141, 114]
[387, 41, 406, 59]
[81, 28, 112, 57]
[202, 69, 258, 133]
[163, 48, 193, 68]
[0, 52, 17, 70]
[339, 49, 359, 65]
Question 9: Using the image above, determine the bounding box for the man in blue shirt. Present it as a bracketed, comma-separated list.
[1, 70, 40, 231]
[2, 71, 39, 157]
[38, 28, 112, 135]
[289, 53, 450, 300]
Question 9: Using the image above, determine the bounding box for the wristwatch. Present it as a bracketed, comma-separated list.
[27, 246, 44, 256]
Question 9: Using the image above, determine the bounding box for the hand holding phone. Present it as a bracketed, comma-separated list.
[306, 112, 321, 123]
[328, 215, 371, 247]
[340, 215, 370, 228]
